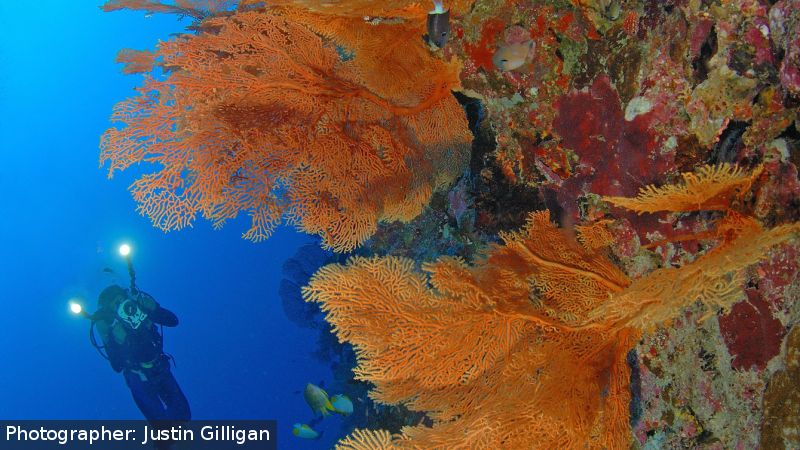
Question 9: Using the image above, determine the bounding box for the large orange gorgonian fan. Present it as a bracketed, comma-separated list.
[304, 210, 799, 448]
[304, 211, 638, 449]
[100, 11, 471, 251]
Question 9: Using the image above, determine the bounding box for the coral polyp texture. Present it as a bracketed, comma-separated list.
[100, 9, 470, 251]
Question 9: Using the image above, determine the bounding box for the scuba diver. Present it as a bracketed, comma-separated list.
[93, 285, 190, 424]
[85, 245, 190, 439]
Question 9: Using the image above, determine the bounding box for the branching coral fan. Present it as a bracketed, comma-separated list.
[305, 210, 638, 448]
[100, 8, 471, 251]
[304, 167, 800, 448]
[603, 163, 764, 214]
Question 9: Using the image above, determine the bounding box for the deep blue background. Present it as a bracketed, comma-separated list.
[0, 2, 346, 448]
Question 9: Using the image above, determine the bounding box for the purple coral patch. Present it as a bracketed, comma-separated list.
[718, 289, 785, 371]
[553, 76, 673, 221]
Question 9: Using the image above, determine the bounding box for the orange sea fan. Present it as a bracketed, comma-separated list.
[592, 219, 800, 331]
[271, 6, 464, 110]
[115, 49, 157, 74]
[100, 10, 470, 251]
[603, 163, 764, 214]
[335, 429, 397, 450]
[303, 211, 637, 448]
[575, 219, 616, 250]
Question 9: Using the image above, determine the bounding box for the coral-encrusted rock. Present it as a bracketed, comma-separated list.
[760, 325, 800, 448]
[553, 76, 672, 220]
[756, 243, 800, 316]
[718, 289, 785, 371]
[754, 159, 800, 225]
[769, 0, 800, 96]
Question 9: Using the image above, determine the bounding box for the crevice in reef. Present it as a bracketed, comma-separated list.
[454, 92, 548, 235]
[709, 120, 749, 164]
[692, 25, 717, 83]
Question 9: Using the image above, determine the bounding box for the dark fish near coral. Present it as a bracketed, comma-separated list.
[426, 1, 450, 48]
[102, 267, 115, 274]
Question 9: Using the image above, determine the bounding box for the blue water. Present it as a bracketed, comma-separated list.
[0, 3, 346, 448]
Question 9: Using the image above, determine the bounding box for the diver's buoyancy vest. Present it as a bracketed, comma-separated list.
[99, 312, 164, 370]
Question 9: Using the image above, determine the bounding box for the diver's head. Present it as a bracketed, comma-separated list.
[98, 284, 127, 309]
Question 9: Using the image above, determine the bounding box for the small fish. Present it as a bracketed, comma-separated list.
[492, 40, 535, 71]
[426, 1, 450, 48]
[292, 423, 320, 440]
[330, 394, 353, 416]
[304, 383, 335, 416]
[102, 267, 115, 274]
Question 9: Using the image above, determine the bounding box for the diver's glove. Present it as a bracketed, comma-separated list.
[131, 291, 178, 327]
[134, 291, 158, 312]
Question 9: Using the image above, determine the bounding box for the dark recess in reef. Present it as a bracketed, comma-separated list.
[778, 121, 800, 169]
[627, 349, 643, 427]
[454, 92, 548, 235]
[709, 120, 749, 164]
[692, 25, 717, 83]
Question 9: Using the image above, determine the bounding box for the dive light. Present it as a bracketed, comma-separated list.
[69, 299, 90, 319]
[119, 243, 138, 294]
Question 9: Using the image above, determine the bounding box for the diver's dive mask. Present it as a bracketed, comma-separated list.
[117, 298, 148, 329]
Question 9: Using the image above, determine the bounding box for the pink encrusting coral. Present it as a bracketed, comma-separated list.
[770, 0, 800, 95]
[552, 76, 674, 221]
[718, 288, 786, 371]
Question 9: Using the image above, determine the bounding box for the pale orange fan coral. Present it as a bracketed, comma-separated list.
[603, 163, 764, 213]
[304, 211, 637, 448]
[592, 219, 800, 331]
[335, 429, 397, 450]
[115, 49, 156, 75]
[575, 219, 616, 250]
[100, 10, 470, 251]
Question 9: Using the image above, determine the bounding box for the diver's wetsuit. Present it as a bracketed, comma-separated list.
[95, 286, 191, 427]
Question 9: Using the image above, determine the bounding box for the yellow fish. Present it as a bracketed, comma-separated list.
[292, 423, 320, 439]
[330, 394, 353, 416]
[304, 383, 335, 416]
[492, 41, 535, 71]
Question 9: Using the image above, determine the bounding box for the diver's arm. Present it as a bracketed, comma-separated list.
[137, 292, 179, 327]
[149, 306, 179, 327]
